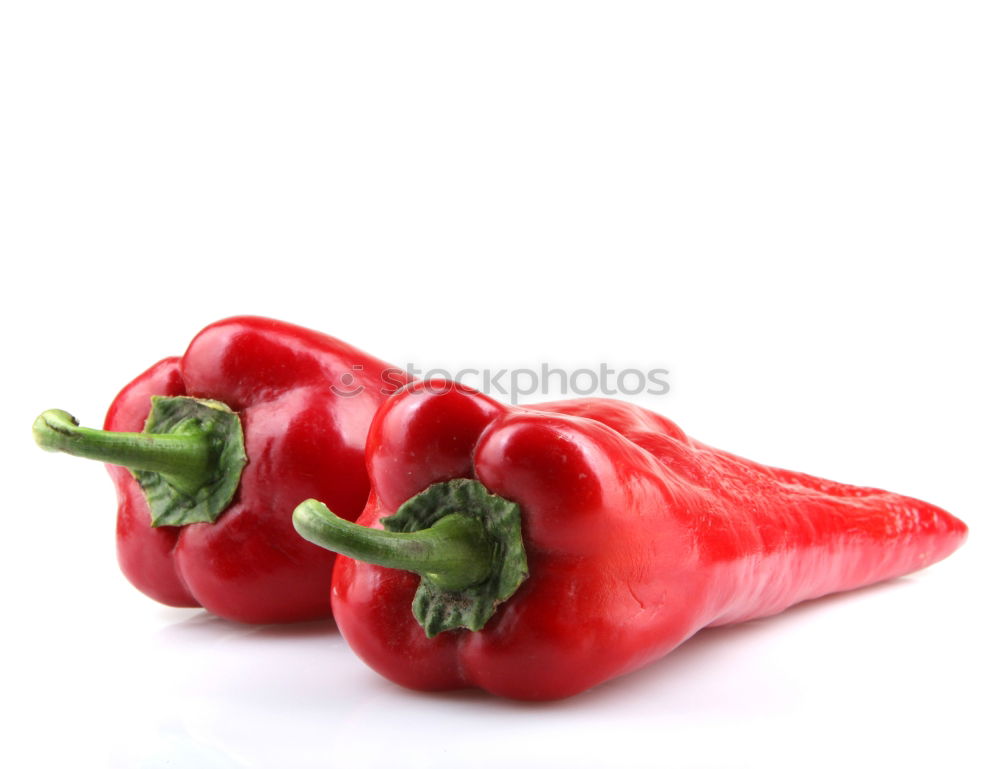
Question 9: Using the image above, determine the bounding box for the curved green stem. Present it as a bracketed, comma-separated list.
[293, 480, 529, 637]
[33, 409, 214, 494]
[293, 499, 494, 591]
[33, 397, 247, 527]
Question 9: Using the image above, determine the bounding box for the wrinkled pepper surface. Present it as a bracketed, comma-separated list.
[295, 381, 968, 700]
[34, 316, 406, 623]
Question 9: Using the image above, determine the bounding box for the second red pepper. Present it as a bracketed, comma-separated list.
[295, 381, 968, 700]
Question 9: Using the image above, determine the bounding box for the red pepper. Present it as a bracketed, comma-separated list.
[33, 316, 407, 623]
[294, 380, 968, 700]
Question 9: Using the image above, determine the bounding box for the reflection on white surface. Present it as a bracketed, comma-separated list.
[52, 566, 974, 769]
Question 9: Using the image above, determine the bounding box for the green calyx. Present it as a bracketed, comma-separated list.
[33, 396, 247, 527]
[293, 479, 529, 637]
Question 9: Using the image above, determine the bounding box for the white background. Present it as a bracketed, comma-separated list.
[1, 2, 997, 767]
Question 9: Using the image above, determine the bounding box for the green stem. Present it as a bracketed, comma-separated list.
[295, 480, 528, 636]
[293, 499, 494, 591]
[33, 408, 214, 496]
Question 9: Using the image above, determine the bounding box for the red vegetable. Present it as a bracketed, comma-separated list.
[33, 316, 407, 623]
[294, 380, 968, 700]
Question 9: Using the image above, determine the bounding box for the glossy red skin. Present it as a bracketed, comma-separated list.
[331, 381, 968, 700]
[106, 316, 407, 623]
